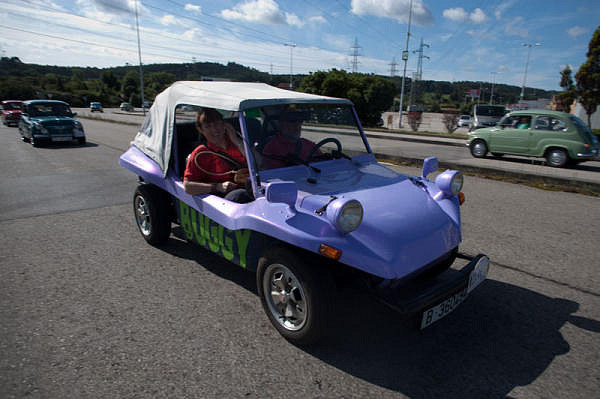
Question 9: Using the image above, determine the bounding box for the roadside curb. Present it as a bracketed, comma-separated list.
[371, 152, 600, 193]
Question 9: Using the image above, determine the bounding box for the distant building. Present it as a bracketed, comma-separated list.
[572, 101, 600, 129]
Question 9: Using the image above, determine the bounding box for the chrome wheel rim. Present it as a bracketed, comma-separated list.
[134, 195, 152, 236]
[263, 264, 308, 331]
[548, 150, 566, 166]
[472, 142, 486, 156]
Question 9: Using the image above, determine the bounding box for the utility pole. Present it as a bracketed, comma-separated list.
[398, 0, 413, 128]
[350, 37, 361, 73]
[520, 43, 541, 102]
[389, 57, 398, 77]
[284, 43, 296, 89]
[134, 0, 145, 114]
[408, 37, 429, 109]
[489, 71, 499, 104]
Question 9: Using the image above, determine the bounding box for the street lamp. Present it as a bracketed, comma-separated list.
[398, 0, 413, 128]
[520, 43, 541, 103]
[284, 43, 296, 89]
[489, 71, 499, 104]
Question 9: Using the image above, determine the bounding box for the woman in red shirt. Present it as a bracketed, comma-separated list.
[183, 108, 252, 203]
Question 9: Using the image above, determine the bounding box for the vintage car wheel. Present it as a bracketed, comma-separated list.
[257, 247, 334, 345]
[133, 184, 171, 245]
[78, 137, 86, 146]
[30, 136, 40, 147]
[545, 148, 568, 168]
[470, 140, 488, 158]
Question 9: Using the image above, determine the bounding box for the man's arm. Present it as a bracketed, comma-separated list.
[183, 180, 238, 195]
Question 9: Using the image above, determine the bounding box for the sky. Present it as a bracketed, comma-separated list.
[0, 0, 598, 91]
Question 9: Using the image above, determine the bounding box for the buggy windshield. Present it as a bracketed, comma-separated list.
[173, 103, 368, 173]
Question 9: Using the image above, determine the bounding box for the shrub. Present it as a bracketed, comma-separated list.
[442, 112, 460, 134]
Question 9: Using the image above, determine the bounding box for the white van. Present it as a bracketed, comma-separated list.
[471, 104, 506, 131]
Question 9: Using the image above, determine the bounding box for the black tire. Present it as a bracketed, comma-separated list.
[31, 135, 40, 147]
[470, 139, 488, 158]
[491, 152, 504, 157]
[257, 246, 334, 346]
[545, 148, 568, 168]
[78, 137, 86, 146]
[133, 184, 171, 245]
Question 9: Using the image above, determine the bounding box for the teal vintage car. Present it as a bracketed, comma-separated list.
[467, 110, 599, 167]
[19, 100, 86, 147]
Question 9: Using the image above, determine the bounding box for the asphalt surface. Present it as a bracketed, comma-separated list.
[1, 118, 599, 398]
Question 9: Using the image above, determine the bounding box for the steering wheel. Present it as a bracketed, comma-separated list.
[307, 137, 343, 162]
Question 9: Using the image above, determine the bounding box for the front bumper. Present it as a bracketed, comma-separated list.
[576, 148, 599, 160]
[372, 254, 489, 326]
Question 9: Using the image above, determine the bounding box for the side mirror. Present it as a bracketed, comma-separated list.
[422, 157, 438, 178]
[265, 181, 297, 207]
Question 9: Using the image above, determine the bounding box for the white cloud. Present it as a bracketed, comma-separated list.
[160, 15, 178, 26]
[495, 0, 515, 20]
[184, 4, 201, 13]
[505, 16, 529, 38]
[309, 15, 327, 24]
[351, 0, 433, 26]
[440, 33, 452, 42]
[220, 0, 285, 25]
[443, 7, 487, 24]
[182, 28, 203, 40]
[443, 8, 468, 22]
[470, 8, 487, 24]
[285, 12, 304, 28]
[566, 26, 588, 38]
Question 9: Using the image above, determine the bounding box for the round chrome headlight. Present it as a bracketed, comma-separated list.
[451, 172, 463, 195]
[435, 170, 464, 197]
[326, 198, 363, 234]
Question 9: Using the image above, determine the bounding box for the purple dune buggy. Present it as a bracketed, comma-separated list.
[120, 81, 489, 345]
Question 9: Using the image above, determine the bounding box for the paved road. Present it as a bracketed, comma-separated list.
[1, 120, 599, 398]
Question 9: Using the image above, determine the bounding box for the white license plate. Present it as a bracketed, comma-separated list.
[52, 136, 72, 141]
[420, 256, 490, 329]
[468, 256, 489, 293]
[420, 289, 467, 329]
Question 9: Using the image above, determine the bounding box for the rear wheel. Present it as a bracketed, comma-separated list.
[257, 247, 334, 346]
[133, 184, 171, 245]
[545, 148, 568, 168]
[470, 140, 488, 158]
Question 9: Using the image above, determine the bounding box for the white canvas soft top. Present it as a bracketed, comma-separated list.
[132, 81, 352, 176]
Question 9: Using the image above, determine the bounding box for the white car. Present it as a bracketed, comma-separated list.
[458, 115, 471, 127]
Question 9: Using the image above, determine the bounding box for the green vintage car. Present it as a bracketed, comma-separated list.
[467, 110, 599, 167]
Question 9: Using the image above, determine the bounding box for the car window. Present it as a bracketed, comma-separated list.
[535, 116, 566, 131]
[27, 103, 72, 117]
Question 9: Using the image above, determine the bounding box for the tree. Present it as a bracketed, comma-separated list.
[555, 66, 576, 113]
[299, 70, 396, 126]
[574, 26, 600, 127]
[121, 70, 139, 100]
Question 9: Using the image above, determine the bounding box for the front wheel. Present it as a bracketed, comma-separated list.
[257, 247, 334, 346]
[546, 148, 568, 168]
[133, 184, 171, 245]
[470, 140, 488, 158]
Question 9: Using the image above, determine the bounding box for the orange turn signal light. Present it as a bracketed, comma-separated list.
[458, 192, 465, 205]
[319, 244, 342, 260]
